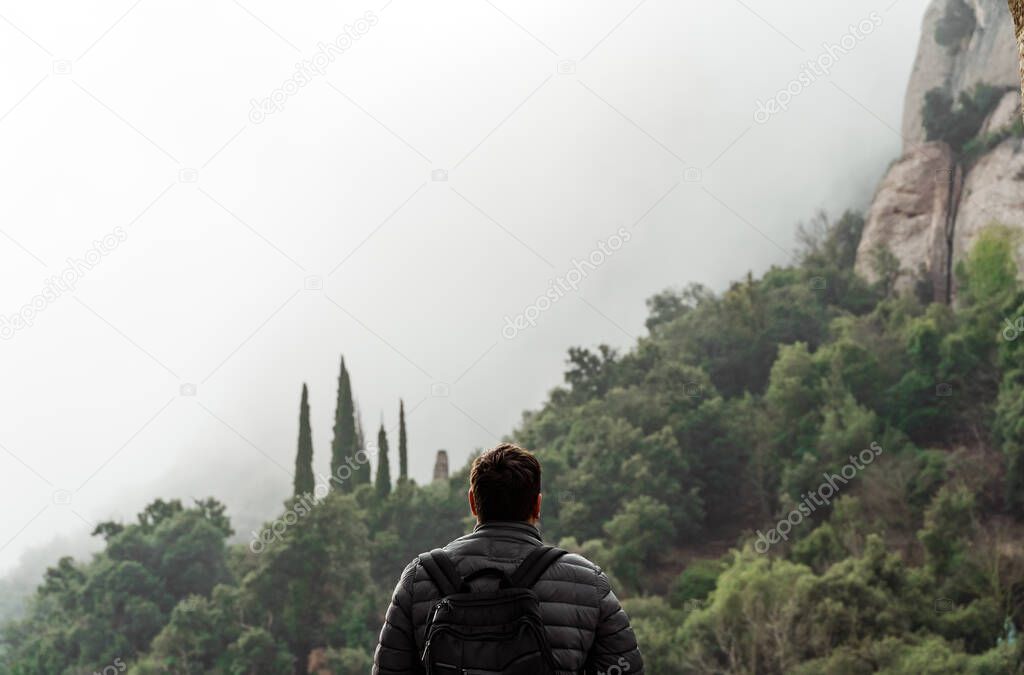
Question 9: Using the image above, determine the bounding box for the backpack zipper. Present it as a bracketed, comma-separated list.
[426, 598, 450, 626]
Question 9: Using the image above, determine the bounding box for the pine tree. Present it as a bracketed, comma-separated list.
[330, 357, 357, 491]
[375, 423, 391, 498]
[398, 399, 408, 483]
[293, 384, 315, 496]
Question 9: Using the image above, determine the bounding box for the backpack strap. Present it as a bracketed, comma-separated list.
[417, 549, 462, 597]
[508, 545, 567, 589]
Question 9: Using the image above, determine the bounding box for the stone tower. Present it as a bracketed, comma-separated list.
[432, 450, 449, 483]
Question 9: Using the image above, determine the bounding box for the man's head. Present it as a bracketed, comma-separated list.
[468, 443, 542, 524]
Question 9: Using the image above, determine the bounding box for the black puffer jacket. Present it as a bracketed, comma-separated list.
[372, 521, 644, 674]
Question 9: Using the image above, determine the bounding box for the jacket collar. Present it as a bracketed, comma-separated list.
[471, 520, 543, 542]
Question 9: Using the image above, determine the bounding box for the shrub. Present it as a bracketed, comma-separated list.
[923, 84, 1009, 154]
[669, 559, 726, 608]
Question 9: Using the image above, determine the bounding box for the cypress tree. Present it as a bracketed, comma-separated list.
[398, 399, 408, 483]
[330, 357, 357, 491]
[354, 400, 370, 485]
[293, 384, 315, 496]
[354, 401, 365, 458]
[375, 423, 391, 498]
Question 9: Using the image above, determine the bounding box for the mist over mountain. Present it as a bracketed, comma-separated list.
[5, 1, 1024, 672]
[0, 0, 932, 584]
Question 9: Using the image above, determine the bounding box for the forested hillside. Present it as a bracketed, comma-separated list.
[3, 207, 1024, 674]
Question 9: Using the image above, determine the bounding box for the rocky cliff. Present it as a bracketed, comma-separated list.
[902, 0, 1020, 148]
[954, 135, 1024, 264]
[856, 0, 1023, 299]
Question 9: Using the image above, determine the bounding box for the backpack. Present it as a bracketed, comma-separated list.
[417, 545, 567, 674]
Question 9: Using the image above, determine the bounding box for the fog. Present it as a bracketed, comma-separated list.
[0, 0, 929, 575]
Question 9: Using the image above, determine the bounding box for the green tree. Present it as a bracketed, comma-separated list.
[669, 559, 726, 608]
[958, 226, 1019, 311]
[1, 499, 233, 673]
[224, 627, 294, 675]
[133, 588, 242, 674]
[376, 424, 391, 499]
[764, 341, 822, 458]
[294, 383, 315, 496]
[680, 550, 817, 675]
[623, 596, 688, 674]
[996, 301, 1024, 515]
[398, 399, 408, 483]
[331, 357, 358, 491]
[353, 400, 371, 486]
[871, 244, 902, 297]
[605, 496, 676, 592]
[241, 492, 375, 667]
[919, 484, 977, 577]
[324, 646, 374, 674]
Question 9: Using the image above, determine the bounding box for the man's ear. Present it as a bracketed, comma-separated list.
[532, 492, 542, 521]
[468, 488, 478, 516]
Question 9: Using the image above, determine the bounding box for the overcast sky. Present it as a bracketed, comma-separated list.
[0, 0, 931, 574]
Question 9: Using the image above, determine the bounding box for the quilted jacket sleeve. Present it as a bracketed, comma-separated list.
[372, 559, 423, 675]
[585, 570, 644, 675]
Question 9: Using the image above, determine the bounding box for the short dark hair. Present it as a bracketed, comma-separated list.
[470, 443, 541, 522]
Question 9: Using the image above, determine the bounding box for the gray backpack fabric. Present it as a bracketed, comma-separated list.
[417, 545, 567, 674]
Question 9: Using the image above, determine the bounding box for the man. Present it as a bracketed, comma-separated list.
[373, 443, 644, 674]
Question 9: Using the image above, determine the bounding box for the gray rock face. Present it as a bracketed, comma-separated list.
[953, 137, 1024, 273]
[855, 142, 957, 297]
[903, 1, 955, 147]
[902, 0, 1019, 148]
[954, 0, 1020, 93]
[980, 90, 1022, 135]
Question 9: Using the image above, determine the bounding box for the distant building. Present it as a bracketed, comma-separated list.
[433, 450, 449, 483]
